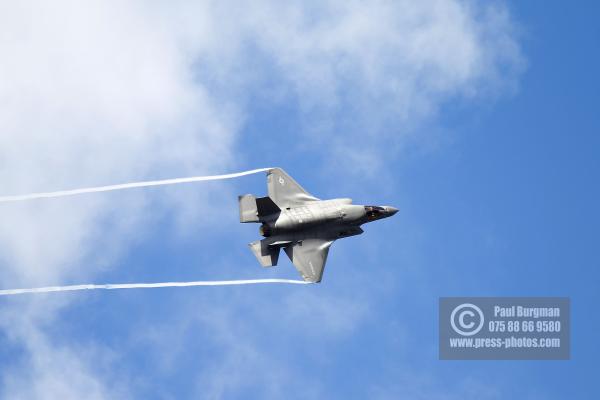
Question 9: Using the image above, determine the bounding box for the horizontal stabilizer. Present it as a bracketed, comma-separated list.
[239, 194, 259, 223]
[249, 240, 280, 267]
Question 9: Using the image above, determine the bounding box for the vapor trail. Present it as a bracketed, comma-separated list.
[0, 279, 311, 296]
[0, 168, 297, 295]
[0, 167, 273, 202]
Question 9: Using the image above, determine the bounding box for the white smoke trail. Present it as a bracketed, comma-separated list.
[0, 167, 306, 296]
[0, 279, 311, 296]
[0, 167, 274, 202]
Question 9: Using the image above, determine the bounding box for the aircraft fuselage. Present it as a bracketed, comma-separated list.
[239, 168, 398, 282]
[260, 198, 396, 238]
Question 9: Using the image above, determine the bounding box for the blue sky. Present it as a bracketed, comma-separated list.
[0, 1, 598, 399]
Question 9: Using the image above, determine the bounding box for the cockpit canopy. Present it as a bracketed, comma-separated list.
[364, 205, 386, 220]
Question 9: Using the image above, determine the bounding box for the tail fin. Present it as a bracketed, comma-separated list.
[249, 240, 280, 267]
[239, 194, 280, 223]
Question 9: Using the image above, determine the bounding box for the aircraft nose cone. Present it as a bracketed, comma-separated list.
[385, 206, 399, 215]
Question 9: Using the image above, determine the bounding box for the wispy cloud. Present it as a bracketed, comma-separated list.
[195, 0, 524, 170]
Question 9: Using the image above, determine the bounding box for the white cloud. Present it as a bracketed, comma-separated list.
[0, 298, 130, 399]
[0, 1, 237, 284]
[131, 288, 363, 399]
[0, 1, 238, 397]
[0, 0, 523, 398]
[193, 0, 524, 168]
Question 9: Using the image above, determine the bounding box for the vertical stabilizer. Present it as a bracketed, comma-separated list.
[239, 194, 280, 222]
[249, 240, 280, 267]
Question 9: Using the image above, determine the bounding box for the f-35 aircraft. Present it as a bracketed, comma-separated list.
[239, 168, 398, 283]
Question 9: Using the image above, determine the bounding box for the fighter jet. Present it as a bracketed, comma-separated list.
[239, 168, 398, 282]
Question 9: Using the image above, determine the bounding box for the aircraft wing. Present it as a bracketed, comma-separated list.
[267, 168, 319, 208]
[284, 239, 334, 283]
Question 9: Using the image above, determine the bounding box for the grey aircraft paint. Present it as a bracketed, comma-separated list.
[239, 168, 398, 282]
